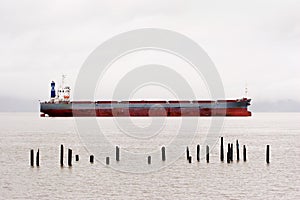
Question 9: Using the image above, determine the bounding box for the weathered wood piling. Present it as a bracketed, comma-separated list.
[148, 156, 151, 164]
[116, 146, 120, 161]
[220, 137, 224, 162]
[206, 145, 209, 163]
[227, 151, 230, 163]
[230, 143, 233, 162]
[188, 156, 192, 163]
[68, 149, 72, 166]
[161, 146, 166, 161]
[236, 140, 240, 161]
[227, 143, 231, 162]
[36, 149, 39, 167]
[90, 155, 94, 163]
[30, 149, 34, 167]
[243, 145, 246, 162]
[266, 145, 270, 164]
[186, 147, 189, 160]
[197, 144, 200, 162]
[60, 144, 64, 166]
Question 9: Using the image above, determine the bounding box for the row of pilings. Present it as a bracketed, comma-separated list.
[186, 137, 270, 164]
[29, 137, 271, 167]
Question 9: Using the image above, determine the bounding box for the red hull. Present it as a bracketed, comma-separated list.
[42, 108, 251, 117]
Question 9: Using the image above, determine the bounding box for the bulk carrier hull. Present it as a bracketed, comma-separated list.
[40, 98, 251, 117]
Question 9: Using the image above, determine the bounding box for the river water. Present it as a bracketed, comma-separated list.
[0, 113, 299, 199]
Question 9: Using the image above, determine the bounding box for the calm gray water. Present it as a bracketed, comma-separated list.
[0, 113, 299, 199]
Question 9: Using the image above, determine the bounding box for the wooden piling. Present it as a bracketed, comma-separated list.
[197, 144, 200, 162]
[266, 145, 270, 164]
[243, 145, 246, 162]
[236, 140, 240, 161]
[60, 144, 64, 166]
[230, 143, 233, 162]
[227, 143, 230, 162]
[30, 149, 34, 167]
[90, 155, 94, 163]
[36, 149, 39, 167]
[148, 156, 151, 164]
[206, 145, 209, 163]
[68, 149, 72, 166]
[227, 151, 230, 163]
[161, 146, 166, 161]
[116, 146, 120, 161]
[186, 147, 189, 160]
[75, 155, 79, 161]
[188, 156, 192, 163]
[220, 137, 224, 162]
[106, 157, 110, 165]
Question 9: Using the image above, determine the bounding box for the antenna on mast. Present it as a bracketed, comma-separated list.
[245, 82, 248, 98]
[62, 74, 66, 87]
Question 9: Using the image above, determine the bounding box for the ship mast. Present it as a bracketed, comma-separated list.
[61, 74, 66, 88]
[245, 82, 248, 98]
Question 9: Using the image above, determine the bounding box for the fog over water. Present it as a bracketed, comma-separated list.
[0, 0, 299, 112]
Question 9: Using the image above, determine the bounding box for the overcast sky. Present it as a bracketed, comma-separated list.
[0, 0, 299, 111]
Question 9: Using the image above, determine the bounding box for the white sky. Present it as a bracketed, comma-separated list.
[0, 0, 299, 105]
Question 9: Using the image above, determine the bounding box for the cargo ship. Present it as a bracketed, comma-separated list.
[40, 80, 251, 117]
